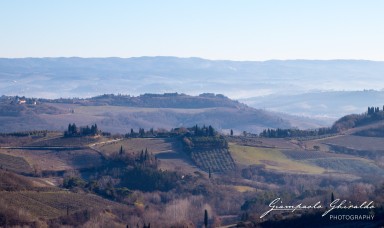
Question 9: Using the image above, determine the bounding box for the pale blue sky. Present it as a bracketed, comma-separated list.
[1, 1, 383, 60]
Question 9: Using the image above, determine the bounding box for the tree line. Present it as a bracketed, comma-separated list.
[259, 127, 334, 138]
[367, 106, 384, 115]
[64, 123, 99, 137]
[261, 105, 384, 138]
[0, 130, 48, 137]
[123, 124, 217, 138]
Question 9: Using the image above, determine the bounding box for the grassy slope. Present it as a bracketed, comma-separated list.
[318, 135, 384, 151]
[229, 143, 325, 174]
[95, 138, 175, 156]
[233, 185, 257, 193]
[0, 152, 32, 174]
[282, 149, 383, 175]
[0, 134, 107, 173]
[230, 141, 384, 179]
[0, 191, 122, 219]
[1, 148, 103, 171]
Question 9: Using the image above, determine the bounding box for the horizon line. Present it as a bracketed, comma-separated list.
[2, 89, 384, 100]
[0, 56, 383, 62]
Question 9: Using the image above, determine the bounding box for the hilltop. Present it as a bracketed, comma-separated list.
[44, 92, 247, 109]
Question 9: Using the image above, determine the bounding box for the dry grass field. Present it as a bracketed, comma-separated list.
[26, 135, 101, 147]
[0, 191, 123, 219]
[2, 148, 103, 171]
[282, 149, 384, 175]
[95, 138, 176, 156]
[318, 135, 384, 151]
[233, 185, 257, 193]
[228, 136, 303, 149]
[0, 152, 33, 174]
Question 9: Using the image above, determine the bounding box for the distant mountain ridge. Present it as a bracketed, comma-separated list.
[1, 57, 384, 99]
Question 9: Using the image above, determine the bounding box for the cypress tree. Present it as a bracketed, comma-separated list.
[140, 150, 144, 162]
[204, 209, 208, 228]
[208, 168, 211, 179]
[144, 148, 148, 160]
[119, 145, 124, 156]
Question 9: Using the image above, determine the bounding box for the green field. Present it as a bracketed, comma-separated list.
[229, 143, 325, 174]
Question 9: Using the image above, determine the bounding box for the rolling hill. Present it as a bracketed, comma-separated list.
[0, 93, 292, 133]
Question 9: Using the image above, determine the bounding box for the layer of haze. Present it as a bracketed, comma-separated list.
[1, 1, 384, 60]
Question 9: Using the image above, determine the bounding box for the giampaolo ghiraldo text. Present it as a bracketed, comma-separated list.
[260, 198, 375, 219]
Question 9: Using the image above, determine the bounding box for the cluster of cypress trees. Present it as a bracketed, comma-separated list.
[64, 123, 99, 137]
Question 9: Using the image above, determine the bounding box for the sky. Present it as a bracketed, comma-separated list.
[1, 1, 384, 61]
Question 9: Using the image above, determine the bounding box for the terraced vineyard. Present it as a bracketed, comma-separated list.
[191, 148, 236, 172]
[183, 135, 236, 172]
[0, 152, 32, 174]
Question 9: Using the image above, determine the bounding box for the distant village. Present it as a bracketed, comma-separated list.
[7, 96, 38, 105]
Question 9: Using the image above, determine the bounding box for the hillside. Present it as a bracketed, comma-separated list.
[0, 118, 384, 226]
[1, 104, 384, 226]
[0, 93, 291, 133]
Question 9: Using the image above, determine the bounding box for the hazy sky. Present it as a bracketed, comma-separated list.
[1, 1, 383, 60]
